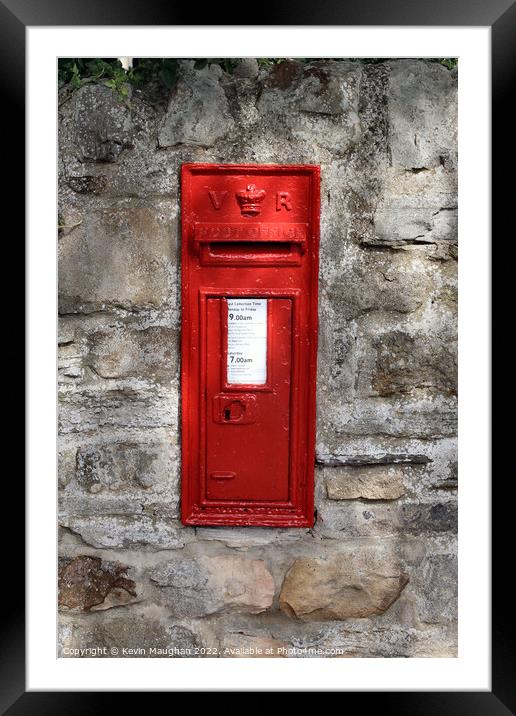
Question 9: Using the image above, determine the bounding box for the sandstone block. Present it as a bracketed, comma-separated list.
[325, 465, 405, 500]
[279, 548, 409, 621]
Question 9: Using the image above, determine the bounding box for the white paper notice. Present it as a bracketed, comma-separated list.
[227, 299, 267, 385]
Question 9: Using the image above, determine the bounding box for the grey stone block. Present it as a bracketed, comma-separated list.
[60, 514, 185, 550]
[158, 62, 234, 148]
[58, 206, 174, 312]
[388, 60, 457, 170]
[73, 84, 133, 163]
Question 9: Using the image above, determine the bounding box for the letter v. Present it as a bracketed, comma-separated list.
[208, 190, 228, 210]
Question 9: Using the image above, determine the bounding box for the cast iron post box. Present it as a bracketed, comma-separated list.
[181, 164, 320, 527]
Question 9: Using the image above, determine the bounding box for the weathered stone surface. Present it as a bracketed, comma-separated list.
[258, 61, 362, 151]
[158, 62, 234, 148]
[316, 500, 457, 537]
[73, 84, 133, 162]
[59, 555, 137, 611]
[58, 448, 76, 487]
[316, 396, 457, 453]
[60, 515, 185, 550]
[75, 442, 169, 491]
[195, 526, 307, 547]
[318, 256, 457, 449]
[368, 163, 458, 248]
[303, 623, 457, 658]
[325, 465, 405, 500]
[233, 58, 259, 79]
[317, 453, 430, 467]
[315, 437, 455, 501]
[388, 60, 457, 170]
[58, 382, 177, 433]
[150, 555, 274, 617]
[416, 554, 458, 623]
[59, 615, 202, 657]
[320, 246, 430, 322]
[66, 175, 108, 194]
[206, 556, 275, 612]
[222, 634, 288, 657]
[373, 197, 457, 247]
[432, 461, 458, 492]
[59, 435, 180, 519]
[58, 321, 75, 345]
[279, 549, 409, 621]
[400, 502, 457, 535]
[86, 325, 177, 380]
[58, 206, 174, 312]
[211, 608, 457, 657]
[58, 341, 83, 382]
[372, 329, 457, 397]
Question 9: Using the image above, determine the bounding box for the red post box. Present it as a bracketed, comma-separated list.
[181, 164, 320, 527]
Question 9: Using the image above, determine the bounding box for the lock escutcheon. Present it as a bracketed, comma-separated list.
[213, 393, 256, 424]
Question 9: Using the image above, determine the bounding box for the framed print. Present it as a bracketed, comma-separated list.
[9, 0, 507, 708]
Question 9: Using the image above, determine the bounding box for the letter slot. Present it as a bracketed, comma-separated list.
[181, 164, 320, 527]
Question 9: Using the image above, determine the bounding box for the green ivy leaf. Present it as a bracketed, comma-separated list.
[160, 59, 178, 88]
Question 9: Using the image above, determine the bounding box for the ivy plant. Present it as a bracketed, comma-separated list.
[58, 57, 458, 99]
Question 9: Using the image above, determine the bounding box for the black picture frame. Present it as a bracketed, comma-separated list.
[8, 0, 507, 709]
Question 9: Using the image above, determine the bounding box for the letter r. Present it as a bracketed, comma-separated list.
[276, 191, 292, 211]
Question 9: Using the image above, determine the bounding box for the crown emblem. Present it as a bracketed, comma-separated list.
[235, 184, 266, 217]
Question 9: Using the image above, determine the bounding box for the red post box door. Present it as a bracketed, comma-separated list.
[206, 297, 292, 502]
[181, 163, 320, 527]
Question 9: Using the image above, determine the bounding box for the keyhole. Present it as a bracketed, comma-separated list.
[222, 400, 245, 422]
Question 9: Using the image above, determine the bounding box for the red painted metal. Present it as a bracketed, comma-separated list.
[181, 164, 320, 527]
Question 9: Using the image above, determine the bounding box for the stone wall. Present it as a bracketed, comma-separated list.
[58, 58, 458, 658]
